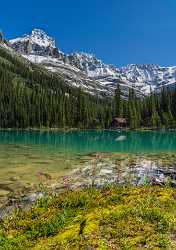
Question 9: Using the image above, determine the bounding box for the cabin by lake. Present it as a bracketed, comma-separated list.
[111, 117, 127, 128]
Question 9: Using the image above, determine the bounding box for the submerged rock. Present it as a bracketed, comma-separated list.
[115, 135, 127, 141]
[71, 154, 176, 188]
[1, 152, 176, 218]
[99, 169, 113, 175]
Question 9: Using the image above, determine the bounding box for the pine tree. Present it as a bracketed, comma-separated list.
[128, 89, 139, 129]
[114, 84, 123, 117]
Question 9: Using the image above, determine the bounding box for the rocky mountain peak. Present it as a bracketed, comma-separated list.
[30, 29, 56, 48]
[9, 29, 61, 57]
[10, 29, 56, 48]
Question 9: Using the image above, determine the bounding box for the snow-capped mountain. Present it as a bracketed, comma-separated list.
[120, 64, 176, 93]
[9, 29, 176, 97]
[67, 52, 119, 78]
[10, 29, 56, 48]
[10, 29, 64, 59]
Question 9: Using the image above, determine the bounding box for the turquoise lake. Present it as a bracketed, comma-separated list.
[0, 130, 176, 153]
[0, 130, 176, 203]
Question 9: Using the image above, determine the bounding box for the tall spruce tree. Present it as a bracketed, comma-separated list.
[114, 84, 123, 117]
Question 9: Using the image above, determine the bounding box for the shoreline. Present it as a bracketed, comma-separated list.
[1, 151, 176, 219]
[0, 127, 176, 132]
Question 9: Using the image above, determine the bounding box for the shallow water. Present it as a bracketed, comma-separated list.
[0, 130, 176, 203]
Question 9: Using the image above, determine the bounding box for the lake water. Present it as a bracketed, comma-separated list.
[1, 130, 176, 153]
[0, 130, 176, 205]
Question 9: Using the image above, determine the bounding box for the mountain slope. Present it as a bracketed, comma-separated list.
[0, 39, 111, 129]
[1, 36, 176, 129]
[9, 29, 176, 98]
[8, 30, 138, 98]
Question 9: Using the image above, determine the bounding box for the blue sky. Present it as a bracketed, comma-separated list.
[1, 0, 176, 67]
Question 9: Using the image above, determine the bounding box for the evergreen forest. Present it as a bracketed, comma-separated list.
[0, 45, 176, 129]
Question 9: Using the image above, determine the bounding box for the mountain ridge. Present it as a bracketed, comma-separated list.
[9, 29, 176, 97]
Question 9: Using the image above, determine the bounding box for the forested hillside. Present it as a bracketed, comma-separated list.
[0, 43, 176, 129]
[114, 85, 176, 129]
[0, 45, 112, 129]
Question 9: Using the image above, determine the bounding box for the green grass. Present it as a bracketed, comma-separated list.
[0, 186, 176, 249]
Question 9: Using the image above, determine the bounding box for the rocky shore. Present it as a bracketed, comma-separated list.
[0, 152, 176, 219]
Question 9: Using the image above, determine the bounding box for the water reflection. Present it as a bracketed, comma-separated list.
[0, 130, 176, 153]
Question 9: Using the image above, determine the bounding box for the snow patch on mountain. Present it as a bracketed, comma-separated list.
[120, 64, 176, 91]
[10, 29, 56, 48]
[9, 29, 176, 98]
[67, 52, 118, 78]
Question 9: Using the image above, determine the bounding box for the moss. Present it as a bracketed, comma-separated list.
[0, 186, 175, 249]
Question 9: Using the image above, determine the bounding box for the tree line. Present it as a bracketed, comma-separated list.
[0, 44, 176, 129]
[0, 46, 112, 129]
[114, 85, 176, 129]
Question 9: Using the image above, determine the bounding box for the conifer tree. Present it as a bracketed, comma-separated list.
[114, 84, 123, 117]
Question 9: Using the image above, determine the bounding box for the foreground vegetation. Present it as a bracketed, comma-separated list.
[0, 186, 176, 249]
